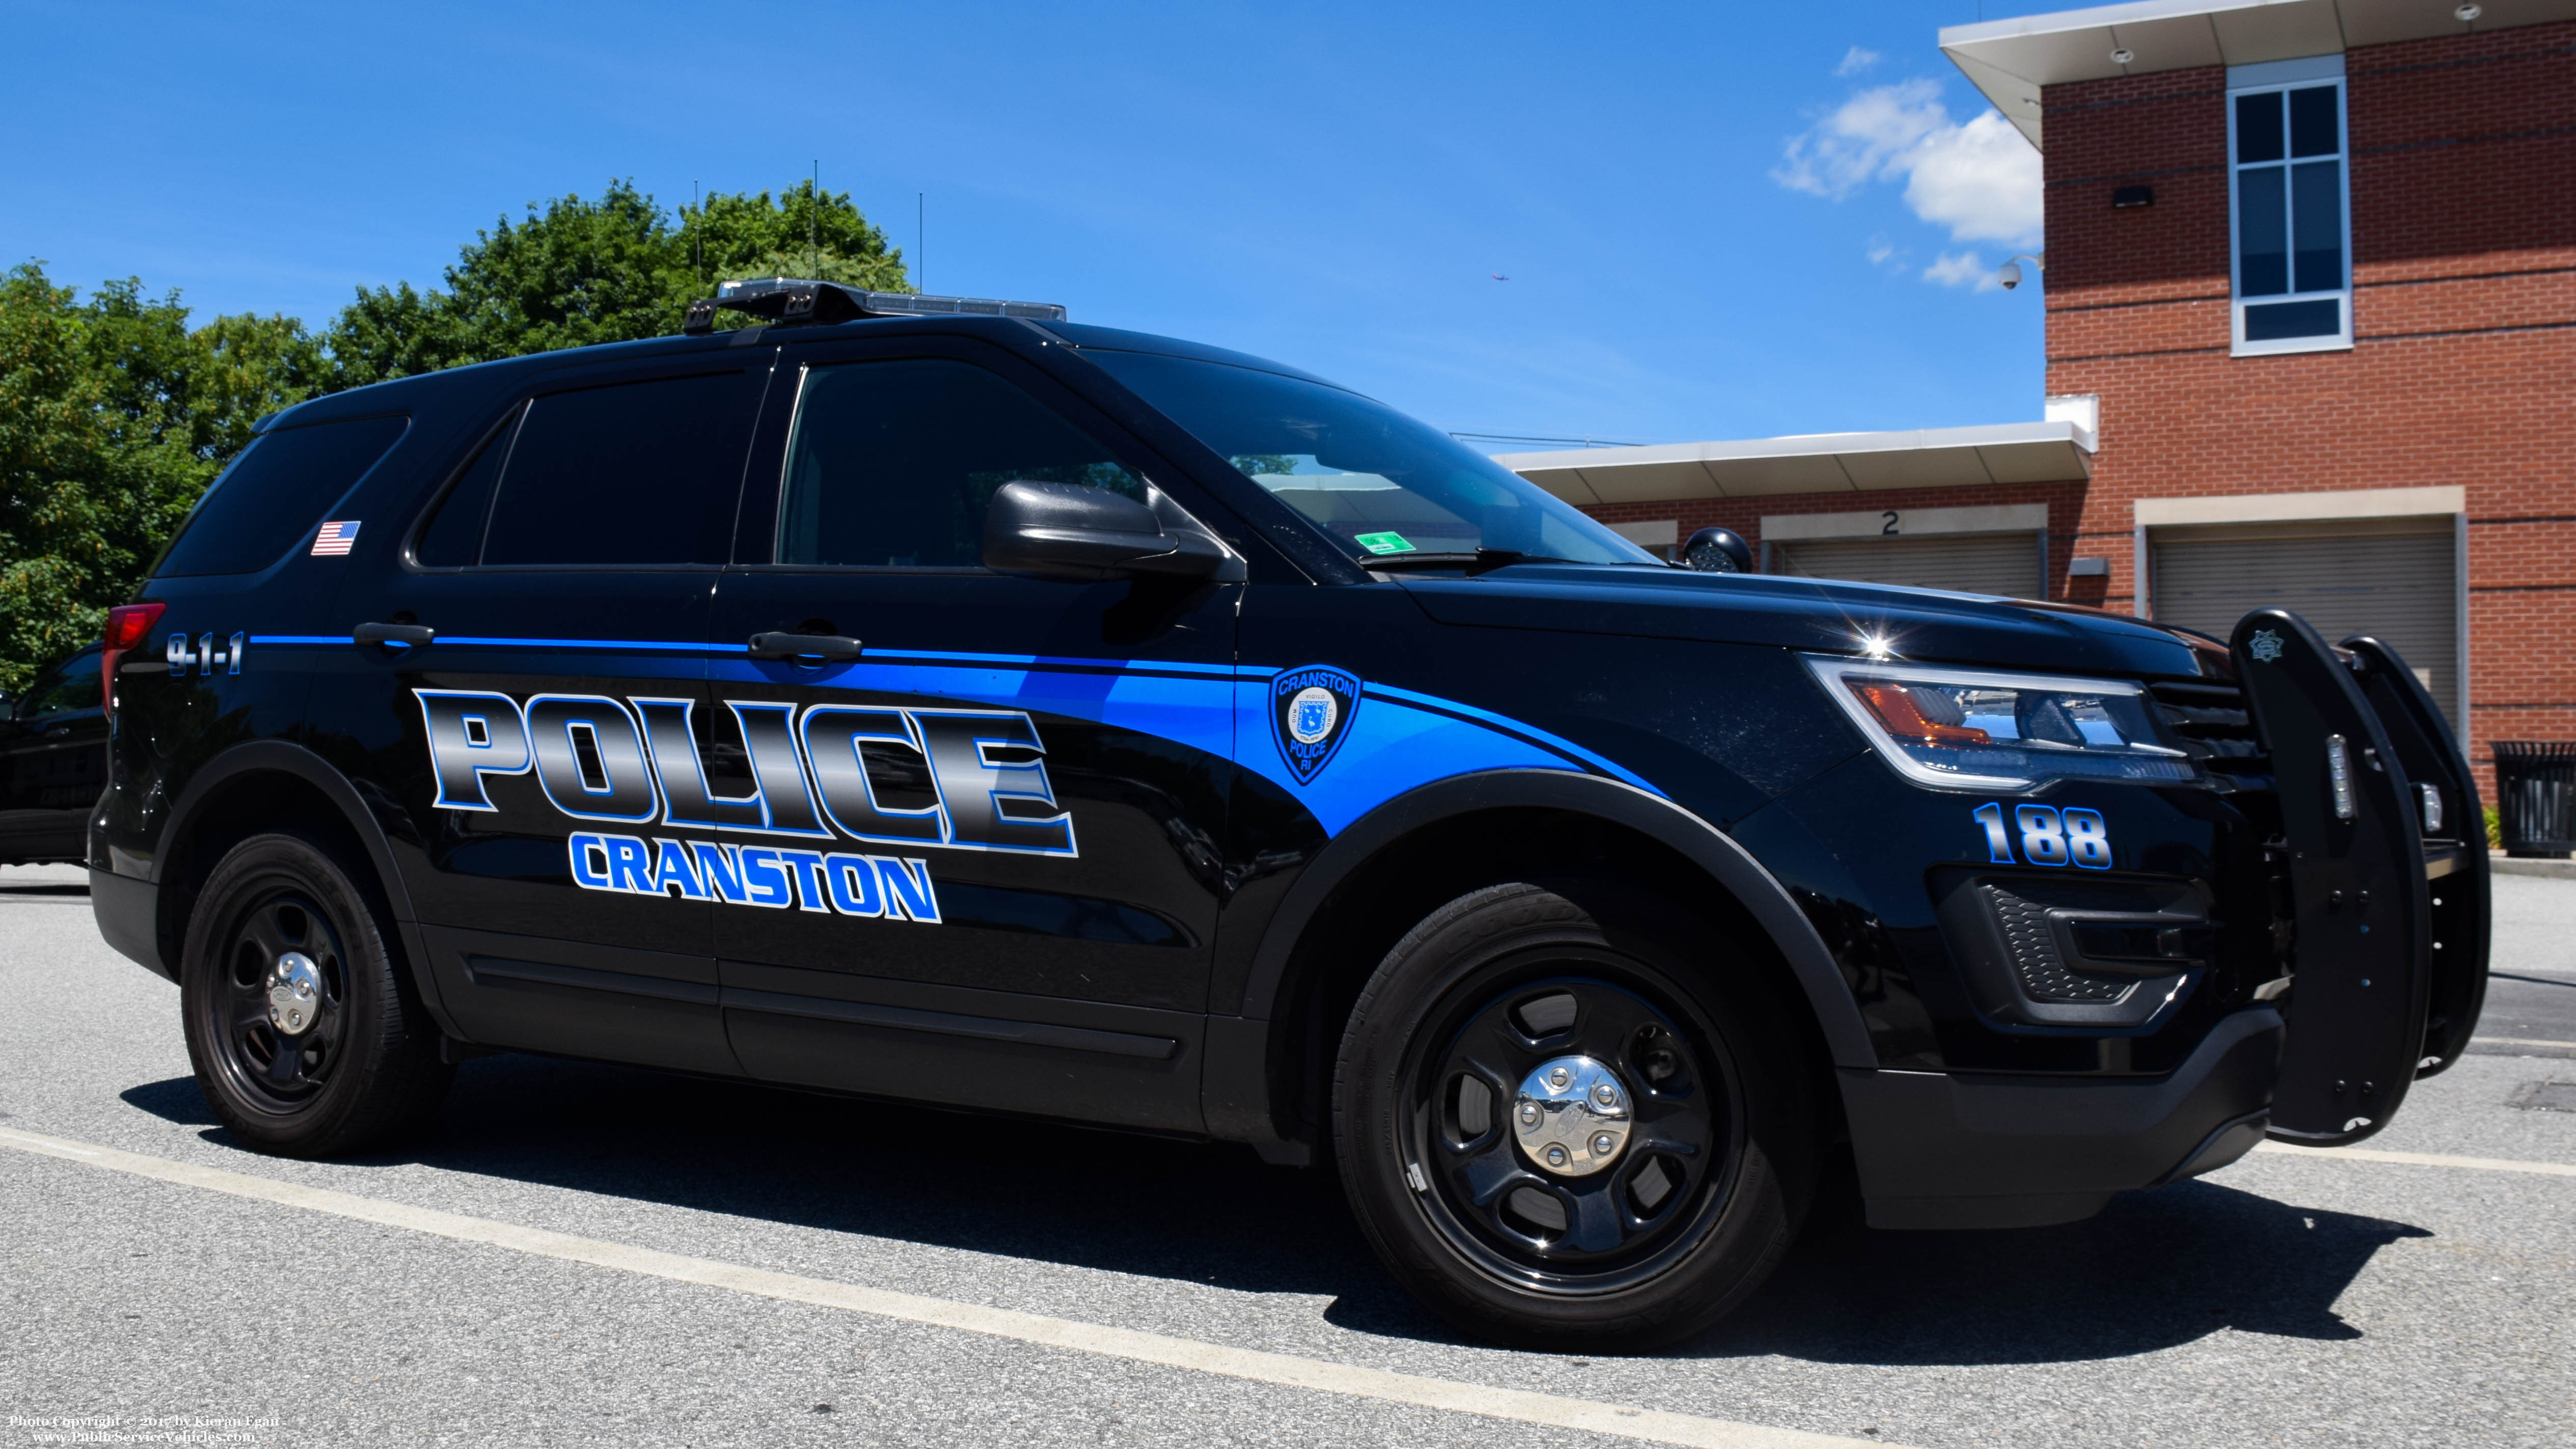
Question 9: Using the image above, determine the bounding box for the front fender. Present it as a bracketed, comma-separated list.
[1203, 768, 1880, 1148]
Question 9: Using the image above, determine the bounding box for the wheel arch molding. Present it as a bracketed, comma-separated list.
[1211, 769, 1877, 1145]
[144, 741, 438, 1017]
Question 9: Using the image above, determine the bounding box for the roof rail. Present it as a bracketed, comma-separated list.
[682, 277, 1067, 334]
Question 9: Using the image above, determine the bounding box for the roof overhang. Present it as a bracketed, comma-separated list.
[1941, 0, 2576, 148]
[1496, 420, 2097, 507]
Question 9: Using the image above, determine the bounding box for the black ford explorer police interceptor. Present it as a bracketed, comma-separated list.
[91, 278, 2489, 1349]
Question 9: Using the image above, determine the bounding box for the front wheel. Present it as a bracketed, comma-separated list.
[1334, 882, 1818, 1349]
[180, 833, 451, 1157]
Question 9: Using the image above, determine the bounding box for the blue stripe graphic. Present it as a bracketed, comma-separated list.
[264, 633, 1662, 835]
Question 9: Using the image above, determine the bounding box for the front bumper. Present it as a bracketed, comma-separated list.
[1842, 1005, 2281, 1229]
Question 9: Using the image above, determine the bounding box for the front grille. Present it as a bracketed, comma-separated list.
[2150, 680, 2269, 783]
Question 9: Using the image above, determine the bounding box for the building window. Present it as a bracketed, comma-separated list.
[2228, 56, 2350, 356]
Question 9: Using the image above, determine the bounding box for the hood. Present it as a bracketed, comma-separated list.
[1397, 563, 2218, 680]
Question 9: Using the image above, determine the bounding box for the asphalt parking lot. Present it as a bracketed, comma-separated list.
[3, 865, 2570, 1449]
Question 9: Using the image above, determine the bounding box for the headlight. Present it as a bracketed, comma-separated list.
[1805, 655, 2197, 791]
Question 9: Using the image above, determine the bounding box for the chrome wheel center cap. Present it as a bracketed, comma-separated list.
[265, 952, 321, 1036]
[1512, 1055, 1631, 1177]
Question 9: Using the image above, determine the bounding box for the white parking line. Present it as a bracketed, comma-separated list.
[2253, 1141, 2576, 1177]
[0, 1126, 1888, 1449]
[0, 1129, 94, 1156]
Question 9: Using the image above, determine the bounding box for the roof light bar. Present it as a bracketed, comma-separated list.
[683, 277, 1067, 334]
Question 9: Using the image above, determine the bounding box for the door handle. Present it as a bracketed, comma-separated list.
[352, 622, 436, 647]
[747, 631, 863, 662]
[44, 726, 71, 738]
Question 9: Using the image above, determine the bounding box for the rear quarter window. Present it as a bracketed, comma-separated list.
[156, 416, 409, 577]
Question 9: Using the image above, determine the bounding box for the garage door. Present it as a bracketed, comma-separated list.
[1775, 532, 2042, 599]
[2151, 519, 2458, 725]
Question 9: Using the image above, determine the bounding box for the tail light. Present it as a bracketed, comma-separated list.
[101, 602, 165, 723]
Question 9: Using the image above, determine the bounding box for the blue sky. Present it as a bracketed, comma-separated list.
[4, 2, 2072, 447]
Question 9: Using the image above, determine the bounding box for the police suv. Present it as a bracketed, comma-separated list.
[92, 279, 2488, 1348]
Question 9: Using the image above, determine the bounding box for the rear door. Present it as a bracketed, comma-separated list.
[322, 359, 771, 1076]
[704, 334, 1238, 1132]
[2230, 607, 2434, 1143]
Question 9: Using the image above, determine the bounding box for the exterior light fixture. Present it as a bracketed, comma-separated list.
[2455, 4, 2482, 21]
[1997, 253, 2046, 291]
[2109, 46, 2135, 65]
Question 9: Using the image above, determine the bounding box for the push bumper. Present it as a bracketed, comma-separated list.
[1843, 1006, 2281, 1229]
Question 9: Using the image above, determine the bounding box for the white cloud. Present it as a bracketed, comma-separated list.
[1922, 251, 2003, 291]
[1774, 79, 1946, 199]
[1836, 46, 1881, 77]
[1901, 110, 2043, 246]
[1774, 80, 2042, 252]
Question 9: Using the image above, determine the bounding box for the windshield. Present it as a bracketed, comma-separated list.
[1081, 350, 1658, 568]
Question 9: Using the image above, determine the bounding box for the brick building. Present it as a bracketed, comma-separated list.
[1503, 0, 2574, 789]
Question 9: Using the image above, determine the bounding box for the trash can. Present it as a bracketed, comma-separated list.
[2492, 741, 2576, 858]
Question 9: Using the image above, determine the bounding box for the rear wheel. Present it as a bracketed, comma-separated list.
[1334, 881, 1816, 1349]
[180, 833, 450, 1156]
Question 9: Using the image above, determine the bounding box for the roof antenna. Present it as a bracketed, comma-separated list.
[918, 191, 925, 293]
[809, 160, 820, 281]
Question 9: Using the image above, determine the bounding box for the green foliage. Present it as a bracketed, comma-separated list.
[2486, 804, 2502, 850]
[0, 264, 315, 692]
[682, 180, 911, 296]
[329, 179, 908, 384]
[0, 179, 906, 689]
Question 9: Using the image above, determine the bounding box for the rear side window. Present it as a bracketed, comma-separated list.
[411, 409, 519, 568]
[476, 372, 757, 568]
[156, 416, 408, 576]
[777, 359, 1142, 568]
[15, 649, 101, 719]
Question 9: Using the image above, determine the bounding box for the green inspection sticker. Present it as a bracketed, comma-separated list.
[1354, 532, 1417, 555]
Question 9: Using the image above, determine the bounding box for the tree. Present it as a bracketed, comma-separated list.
[682, 180, 911, 296]
[0, 179, 908, 688]
[326, 179, 908, 386]
[0, 265, 310, 691]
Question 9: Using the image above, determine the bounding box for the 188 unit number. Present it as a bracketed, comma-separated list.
[1972, 802, 2111, 869]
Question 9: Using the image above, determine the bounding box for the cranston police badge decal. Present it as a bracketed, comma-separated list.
[2248, 629, 2285, 663]
[1270, 665, 1362, 784]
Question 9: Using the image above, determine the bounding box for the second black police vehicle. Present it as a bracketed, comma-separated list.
[92, 278, 2489, 1348]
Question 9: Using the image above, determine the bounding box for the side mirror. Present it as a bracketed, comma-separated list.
[1677, 527, 1753, 574]
[982, 480, 1241, 583]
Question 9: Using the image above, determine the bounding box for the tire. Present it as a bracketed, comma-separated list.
[1333, 881, 1818, 1350]
[180, 833, 451, 1157]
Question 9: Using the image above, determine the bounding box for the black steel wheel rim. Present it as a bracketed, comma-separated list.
[208, 889, 349, 1113]
[1399, 950, 1744, 1295]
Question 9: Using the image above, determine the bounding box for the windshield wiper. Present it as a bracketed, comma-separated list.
[1360, 548, 1580, 575]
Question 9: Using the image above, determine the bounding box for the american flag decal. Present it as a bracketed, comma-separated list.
[311, 520, 360, 556]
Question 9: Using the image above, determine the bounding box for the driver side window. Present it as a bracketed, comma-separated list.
[776, 359, 1143, 568]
